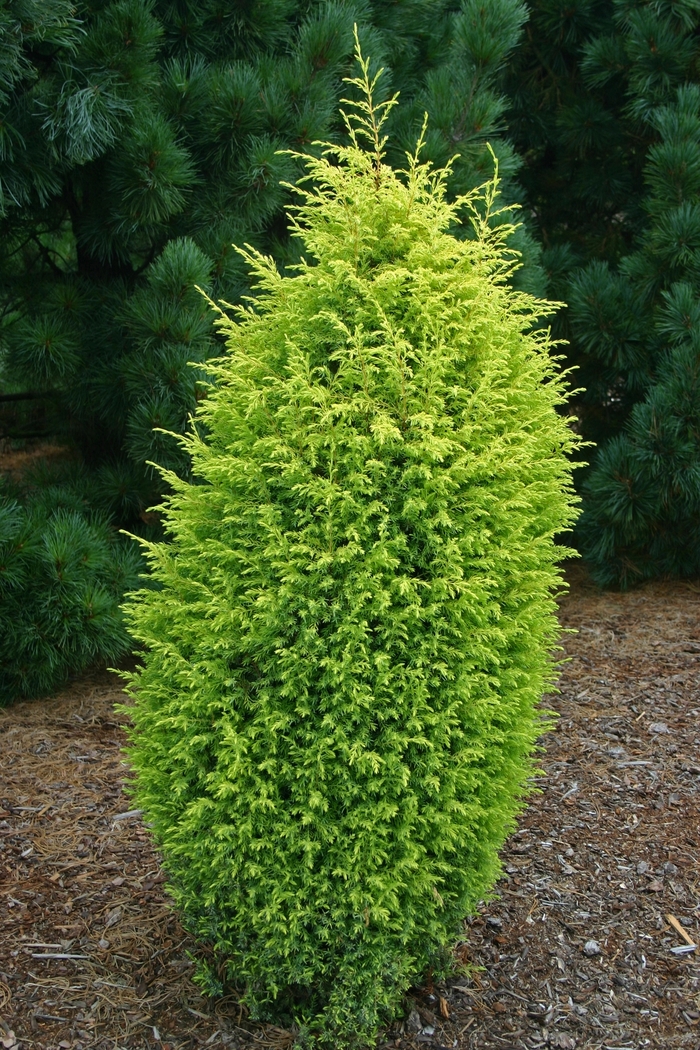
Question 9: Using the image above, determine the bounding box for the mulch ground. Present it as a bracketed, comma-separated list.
[1, 566, 698, 1050]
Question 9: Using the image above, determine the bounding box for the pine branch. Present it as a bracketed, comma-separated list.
[30, 234, 65, 276]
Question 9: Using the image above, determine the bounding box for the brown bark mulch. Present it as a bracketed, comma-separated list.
[1, 567, 698, 1050]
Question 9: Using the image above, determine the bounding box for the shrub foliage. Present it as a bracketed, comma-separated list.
[122, 52, 580, 1048]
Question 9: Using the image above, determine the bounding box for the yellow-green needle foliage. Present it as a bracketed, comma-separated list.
[122, 48, 580, 1050]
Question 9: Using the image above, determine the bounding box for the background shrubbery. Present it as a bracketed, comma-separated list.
[0, 464, 141, 701]
[507, 0, 700, 585]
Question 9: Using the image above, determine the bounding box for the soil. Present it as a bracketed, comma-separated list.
[0, 566, 698, 1050]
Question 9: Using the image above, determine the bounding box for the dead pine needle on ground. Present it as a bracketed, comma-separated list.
[0, 565, 698, 1050]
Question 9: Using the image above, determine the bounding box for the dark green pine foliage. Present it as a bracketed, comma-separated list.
[1, 0, 540, 699]
[578, 78, 700, 585]
[0, 469, 142, 703]
[506, 0, 700, 585]
[121, 53, 580, 1049]
[504, 0, 652, 440]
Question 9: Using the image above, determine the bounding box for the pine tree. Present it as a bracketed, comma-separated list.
[121, 48, 579, 1048]
[577, 79, 700, 585]
[1, 0, 539, 698]
[505, 0, 700, 585]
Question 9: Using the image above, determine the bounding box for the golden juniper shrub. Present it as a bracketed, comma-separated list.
[122, 44, 580, 1049]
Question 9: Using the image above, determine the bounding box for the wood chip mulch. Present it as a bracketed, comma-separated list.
[1, 566, 698, 1050]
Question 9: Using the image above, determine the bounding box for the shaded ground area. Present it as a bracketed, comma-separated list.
[0, 440, 76, 481]
[0, 568, 698, 1050]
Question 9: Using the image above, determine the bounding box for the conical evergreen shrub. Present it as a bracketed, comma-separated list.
[122, 49, 579, 1048]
